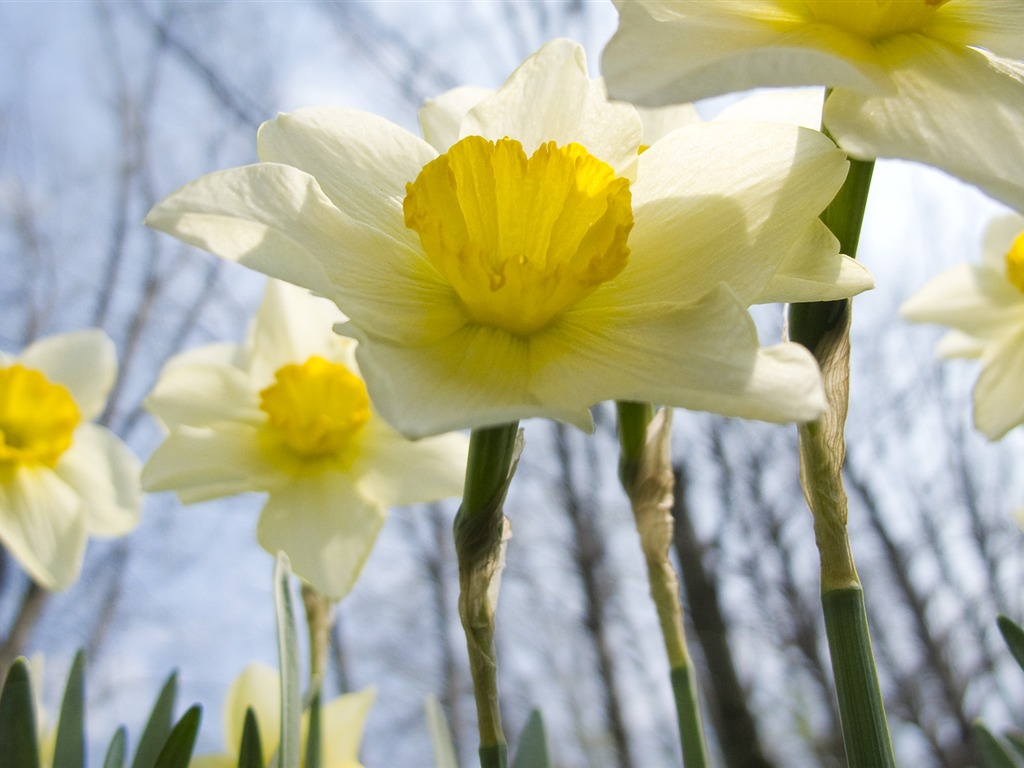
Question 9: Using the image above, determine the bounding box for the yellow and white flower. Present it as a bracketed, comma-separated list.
[143, 279, 468, 600]
[0, 330, 141, 590]
[147, 39, 872, 438]
[902, 212, 1024, 439]
[191, 663, 374, 768]
[602, 1, 1024, 211]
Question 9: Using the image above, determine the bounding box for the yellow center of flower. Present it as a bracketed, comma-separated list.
[0, 364, 80, 468]
[404, 136, 633, 336]
[1006, 231, 1024, 293]
[258, 356, 370, 458]
[804, 0, 946, 40]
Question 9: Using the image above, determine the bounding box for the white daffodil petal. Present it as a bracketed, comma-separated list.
[982, 213, 1024, 272]
[0, 467, 87, 591]
[825, 41, 1024, 210]
[637, 103, 702, 146]
[224, 663, 281, 759]
[462, 38, 643, 177]
[758, 220, 873, 304]
[256, 107, 434, 249]
[145, 164, 346, 296]
[256, 475, 386, 601]
[930, 0, 1024, 60]
[419, 85, 492, 152]
[973, 328, 1024, 439]
[355, 424, 467, 507]
[900, 264, 1024, 337]
[536, 286, 826, 424]
[348, 325, 594, 439]
[714, 87, 824, 129]
[146, 359, 260, 430]
[626, 121, 848, 306]
[190, 756, 235, 768]
[142, 424, 283, 503]
[321, 687, 376, 766]
[20, 329, 116, 421]
[147, 164, 459, 345]
[602, 0, 890, 107]
[936, 330, 987, 360]
[55, 424, 142, 537]
[244, 279, 354, 384]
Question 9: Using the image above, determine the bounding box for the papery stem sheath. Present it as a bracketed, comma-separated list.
[455, 422, 521, 768]
[790, 120, 894, 766]
[616, 402, 709, 768]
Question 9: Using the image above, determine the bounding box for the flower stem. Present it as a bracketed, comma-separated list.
[454, 422, 522, 768]
[616, 403, 709, 768]
[789, 135, 894, 766]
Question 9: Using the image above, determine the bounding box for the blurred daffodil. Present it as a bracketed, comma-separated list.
[902, 213, 1024, 439]
[0, 330, 141, 590]
[143, 279, 468, 600]
[191, 662, 374, 768]
[147, 39, 873, 438]
[602, 1, 1024, 210]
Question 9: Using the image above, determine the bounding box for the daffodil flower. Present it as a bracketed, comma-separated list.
[142, 279, 468, 600]
[191, 663, 374, 768]
[902, 212, 1024, 439]
[146, 39, 872, 439]
[0, 330, 141, 590]
[602, 1, 1024, 211]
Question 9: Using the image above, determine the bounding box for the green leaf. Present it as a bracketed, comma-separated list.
[975, 722, 1020, 768]
[53, 650, 86, 768]
[152, 705, 202, 768]
[0, 657, 41, 768]
[304, 690, 321, 768]
[424, 695, 459, 768]
[132, 672, 178, 768]
[237, 707, 265, 768]
[1006, 731, 1024, 760]
[274, 552, 301, 768]
[998, 616, 1024, 675]
[103, 727, 128, 768]
[511, 710, 550, 768]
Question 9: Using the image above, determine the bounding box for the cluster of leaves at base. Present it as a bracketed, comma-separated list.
[975, 616, 1024, 766]
[0, 651, 200, 768]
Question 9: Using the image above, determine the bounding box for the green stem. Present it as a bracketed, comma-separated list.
[616, 402, 709, 768]
[790, 117, 893, 765]
[454, 423, 520, 768]
[822, 588, 895, 768]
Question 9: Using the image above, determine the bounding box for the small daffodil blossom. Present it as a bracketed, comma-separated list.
[602, 1, 1024, 211]
[0, 330, 141, 590]
[147, 39, 872, 438]
[143, 279, 468, 600]
[191, 663, 375, 768]
[902, 213, 1024, 439]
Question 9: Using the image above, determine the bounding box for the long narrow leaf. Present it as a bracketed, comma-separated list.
[53, 650, 86, 768]
[132, 672, 178, 768]
[237, 708, 265, 768]
[153, 705, 202, 768]
[975, 722, 1020, 768]
[304, 690, 321, 768]
[274, 552, 301, 768]
[511, 710, 550, 768]
[425, 695, 459, 768]
[0, 657, 41, 768]
[998, 616, 1024, 675]
[103, 727, 128, 768]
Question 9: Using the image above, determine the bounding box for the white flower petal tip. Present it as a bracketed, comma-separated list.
[601, 0, 1024, 208]
[1, 330, 141, 590]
